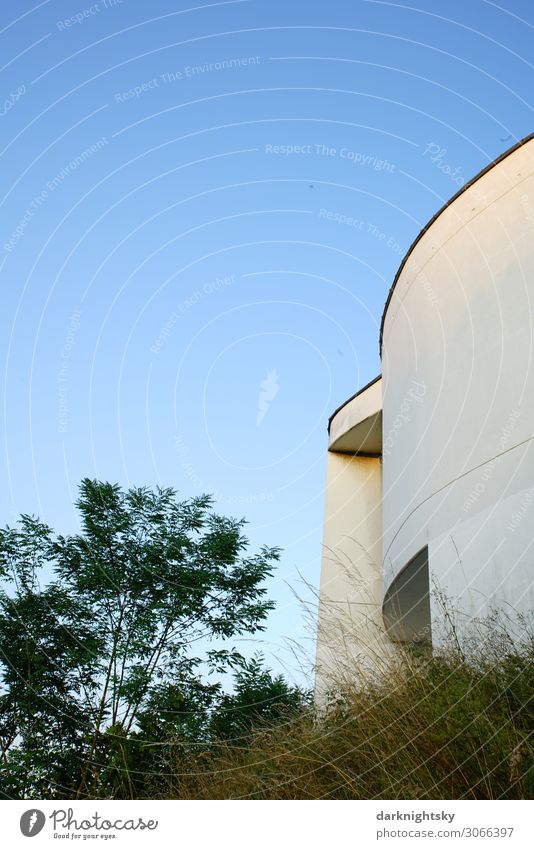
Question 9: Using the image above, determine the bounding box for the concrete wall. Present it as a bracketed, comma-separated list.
[315, 136, 534, 697]
[381, 138, 534, 643]
[315, 450, 385, 699]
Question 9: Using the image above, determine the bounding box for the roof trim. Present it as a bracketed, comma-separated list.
[379, 131, 534, 355]
[327, 373, 381, 434]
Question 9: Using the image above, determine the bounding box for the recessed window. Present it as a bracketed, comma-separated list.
[382, 546, 431, 645]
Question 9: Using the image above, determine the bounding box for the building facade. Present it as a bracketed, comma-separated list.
[316, 134, 534, 696]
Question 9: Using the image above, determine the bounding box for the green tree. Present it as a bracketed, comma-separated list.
[209, 656, 309, 743]
[0, 480, 279, 798]
[0, 516, 100, 798]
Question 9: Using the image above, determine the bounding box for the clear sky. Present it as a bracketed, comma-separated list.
[1, 0, 533, 682]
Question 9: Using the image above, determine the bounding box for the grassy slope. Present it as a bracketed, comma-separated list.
[161, 641, 534, 800]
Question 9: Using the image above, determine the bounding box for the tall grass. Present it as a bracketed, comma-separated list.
[156, 618, 534, 800]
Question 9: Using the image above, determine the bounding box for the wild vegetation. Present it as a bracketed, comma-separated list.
[168, 635, 534, 800]
[0, 479, 301, 799]
[0, 480, 532, 799]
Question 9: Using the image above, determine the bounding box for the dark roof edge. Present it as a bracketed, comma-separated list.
[379, 131, 534, 356]
[327, 374, 381, 434]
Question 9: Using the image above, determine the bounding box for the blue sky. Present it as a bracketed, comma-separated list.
[1, 0, 533, 681]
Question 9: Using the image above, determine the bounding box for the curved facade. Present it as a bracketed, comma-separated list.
[315, 377, 387, 693]
[316, 134, 534, 695]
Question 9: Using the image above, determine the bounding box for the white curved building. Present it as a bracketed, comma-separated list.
[316, 133, 534, 694]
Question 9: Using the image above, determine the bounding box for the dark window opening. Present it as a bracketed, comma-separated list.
[382, 546, 431, 645]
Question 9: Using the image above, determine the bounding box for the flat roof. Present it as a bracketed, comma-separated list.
[328, 375, 382, 455]
[327, 374, 381, 434]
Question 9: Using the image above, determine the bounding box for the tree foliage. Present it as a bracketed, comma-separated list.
[0, 479, 285, 798]
[209, 656, 309, 742]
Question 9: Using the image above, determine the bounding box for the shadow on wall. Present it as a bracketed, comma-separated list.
[382, 546, 432, 646]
